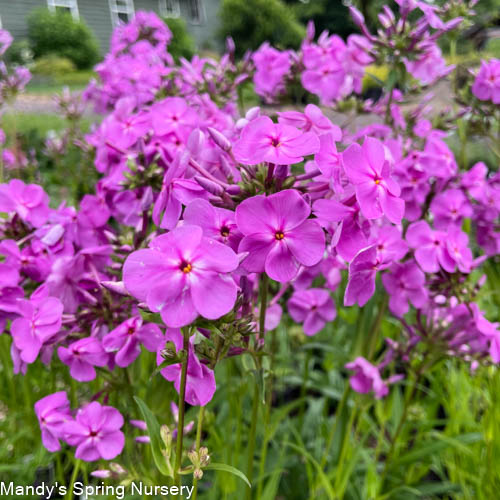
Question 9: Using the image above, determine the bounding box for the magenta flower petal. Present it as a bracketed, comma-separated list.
[11, 319, 42, 363]
[123, 249, 168, 301]
[191, 272, 237, 319]
[159, 288, 198, 328]
[266, 189, 311, 230]
[363, 136, 385, 173]
[286, 220, 325, 267]
[236, 195, 276, 234]
[239, 233, 275, 273]
[343, 143, 373, 184]
[379, 190, 404, 224]
[97, 431, 125, 460]
[195, 237, 239, 273]
[265, 243, 299, 282]
[303, 313, 326, 336]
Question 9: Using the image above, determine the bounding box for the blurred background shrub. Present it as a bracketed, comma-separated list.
[219, 0, 305, 57]
[31, 55, 76, 77]
[3, 39, 34, 66]
[163, 17, 196, 61]
[284, 0, 356, 39]
[27, 8, 100, 70]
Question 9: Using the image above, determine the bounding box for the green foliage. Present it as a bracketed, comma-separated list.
[1, 112, 96, 205]
[485, 38, 500, 58]
[284, 0, 357, 39]
[163, 17, 196, 61]
[218, 0, 306, 57]
[27, 8, 100, 70]
[3, 39, 33, 66]
[31, 55, 76, 77]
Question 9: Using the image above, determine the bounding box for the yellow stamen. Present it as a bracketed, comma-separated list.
[182, 263, 192, 273]
[275, 231, 285, 240]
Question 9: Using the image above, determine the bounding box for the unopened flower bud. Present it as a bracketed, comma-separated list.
[187, 129, 205, 155]
[349, 6, 365, 29]
[306, 20, 315, 42]
[226, 185, 241, 195]
[187, 449, 198, 464]
[160, 425, 172, 450]
[101, 280, 129, 296]
[245, 106, 260, 121]
[220, 155, 234, 179]
[199, 447, 210, 466]
[109, 463, 126, 475]
[194, 176, 224, 196]
[207, 127, 232, 152]
[226, 36, 235, 55]
[91, 470, 111, 478]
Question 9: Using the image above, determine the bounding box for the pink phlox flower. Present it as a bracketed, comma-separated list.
[233, 116, 319, 165]
[63, 401, 125, 461]
[102, 316, 163, 367]
[35, 391, 72, 452]
[11, 296, 63, 364]
[123, 225, 239, 327]
[288, 288, 336, 335]
[236, 189, 325, 282]
[342, 137, 404, 224]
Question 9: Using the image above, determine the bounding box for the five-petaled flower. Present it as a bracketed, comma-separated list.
[236, 189, 325, 282]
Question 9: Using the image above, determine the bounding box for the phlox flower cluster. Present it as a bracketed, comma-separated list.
[0, 30, 31, 170]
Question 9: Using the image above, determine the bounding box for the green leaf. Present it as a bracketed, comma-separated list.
[203, 463, 251, 488]
[284, 442, 335, 500]
[396, 433, 482, 466]
[139, 310, 163, 324]
[134, 397, 171, 477]
[414, 481, 461, 496]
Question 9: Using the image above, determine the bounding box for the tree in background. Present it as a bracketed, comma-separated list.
[27, 9, 100, 70]
[284, 0, 357, 39]
[219, 0, 305, 57]
[163, 17, 196, 61]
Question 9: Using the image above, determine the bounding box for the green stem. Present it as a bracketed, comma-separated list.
[258, 273, 269, 341]
[298, 350, 312, 431]
[320, 382, 351, 469]
[367, 293, 388, 360]
[377, 372, 419, 496]
[334, 406, 360, 497]
[256, 325, 279, 498]
[245, 384, 260, 500]
[66, 460, 81, 500]
[174, 327, 190, 487]
[192, 405, 206, 500]
[246, 273, 269, 499]
[450, 37, 458, 94]
[384, 78, 395, 125]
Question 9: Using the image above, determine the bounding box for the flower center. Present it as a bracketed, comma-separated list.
[180, 261, 192, 273]
[271, 137, 281, 147]
[220, 225, 230, 237]
[374, 178, 381, 185]
[275, 231, 285, 240]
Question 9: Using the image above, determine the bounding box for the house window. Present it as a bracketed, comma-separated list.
[109, 0, 135, 26]
[47, 0, 79, 19]
[187, 0, 205, 24]
[159, 0, 180, 18]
